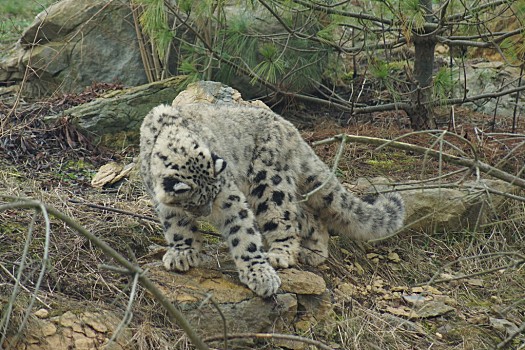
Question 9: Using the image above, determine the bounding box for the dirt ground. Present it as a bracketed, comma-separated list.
[1, 87, 524, 349]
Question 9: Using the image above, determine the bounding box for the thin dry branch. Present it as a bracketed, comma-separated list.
[312, 133, 525, 189]
[203, 332, 335, 350]
[0, 196, 210, 350]
[496, 319, 525, 349]
[414, 252, 525, 287]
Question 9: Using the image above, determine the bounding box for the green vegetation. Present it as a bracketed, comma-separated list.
[0, 0, 55, 47]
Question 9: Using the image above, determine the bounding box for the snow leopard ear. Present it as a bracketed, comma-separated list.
[173, 182, 191, 194]
[211, 152, 227, 176]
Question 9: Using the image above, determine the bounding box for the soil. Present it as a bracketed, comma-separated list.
[1, 86, 524, 349]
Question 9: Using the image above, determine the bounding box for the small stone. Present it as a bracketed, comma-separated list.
[391, 286, 409, 292]
[91, 162, 123, 188]
[81, 312, 108, 333]
[411, 286, 424, 293]
[279, 269, 326, 295]
[366, 253, 379, 259]
[489, 317, 519, 335]
[415, 301, 455, 318]
[34, 309, 49, 319]
[402, 294, 426, 304]
[423, 285, 443, 295]
[84, 326, 97, 338]
[59, 311, 79, 327]
[466, 278, 484, 287]
[387, 252, 401, 263]
[433, 294, 458, 306]
[40, 322, 57, 336]
[74, 337, 95, 350]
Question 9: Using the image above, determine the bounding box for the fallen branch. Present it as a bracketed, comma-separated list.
[203, 332, 335, 350]
[69, 198, 159, 222]
[0, 196, 210, 350]
[312, 133, 525, 189]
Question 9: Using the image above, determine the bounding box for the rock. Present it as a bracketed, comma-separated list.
[7, 309, 132, 350]
[279, 268, 326, 295]
[297, 291, 333, 321]
[0, 0, 147, 97]
[172, 80, 269, 109]
[58, 311, 79, 327]
[145, 262, 332, 339]
[455, 61, 524, 119]
[45, 80, 267, 145]
[44, 76, 186, 144]
[34, 309, 49, 319]
[355, 177, 520, 233]
[385, 301, 455, 319]
[489, 317, 519, 336]
[401, 179, 519, 232]
[81, 312, 109, 333]
[414, 301, 455, 318]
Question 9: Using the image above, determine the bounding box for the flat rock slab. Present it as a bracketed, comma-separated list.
[145, 263, 331, 337]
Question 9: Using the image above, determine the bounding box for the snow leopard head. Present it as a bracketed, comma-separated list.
[150, 136, 227, 217]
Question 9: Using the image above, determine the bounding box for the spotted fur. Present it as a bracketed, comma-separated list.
[140, 103, 405, 296]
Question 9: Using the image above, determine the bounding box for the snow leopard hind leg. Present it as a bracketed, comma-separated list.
[247, 158, 302, 270]
[296, 207, 330, 266]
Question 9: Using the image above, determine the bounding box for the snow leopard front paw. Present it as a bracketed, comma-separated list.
[267, 249, 298, 269]
[163, 247, 202, 271]
[239, 262, 281, 297]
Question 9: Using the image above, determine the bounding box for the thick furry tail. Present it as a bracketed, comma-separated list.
[356, 190, 405, 239]
[311, 182, 406, 241]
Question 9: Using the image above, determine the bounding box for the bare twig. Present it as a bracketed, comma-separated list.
[68, 198, 159, 222]
[0, 196, 210, 350]
[495, 319, 525, 349]
[108, 271, 141, 345]
[312, 133, 525, 189]
[415, 252, 525, 287]
[203, 332, 335, 350]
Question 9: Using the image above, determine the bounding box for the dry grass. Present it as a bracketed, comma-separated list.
[1, 93, 525, 349]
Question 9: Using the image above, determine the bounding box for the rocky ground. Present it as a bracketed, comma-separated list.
[1, 83, 524, 349]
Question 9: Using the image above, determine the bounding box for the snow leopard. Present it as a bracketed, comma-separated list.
[139, 103, 405, 297]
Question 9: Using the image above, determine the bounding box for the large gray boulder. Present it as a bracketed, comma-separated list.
[0, 0, 147, 97]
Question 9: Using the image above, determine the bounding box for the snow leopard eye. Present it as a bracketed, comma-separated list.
[163, 178, 191, 194]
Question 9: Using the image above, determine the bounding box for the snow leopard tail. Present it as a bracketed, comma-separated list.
[300, 155, 405, 241]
